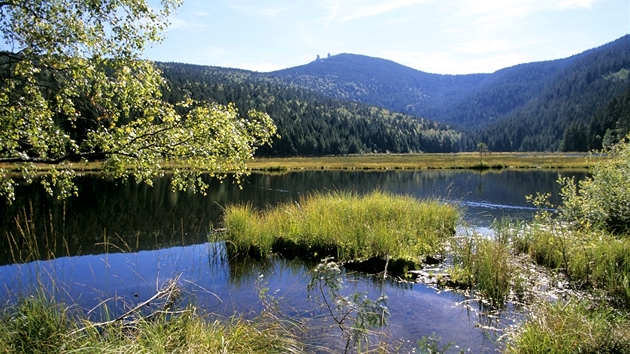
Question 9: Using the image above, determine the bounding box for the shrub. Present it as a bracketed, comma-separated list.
[559, 135, 630, 235]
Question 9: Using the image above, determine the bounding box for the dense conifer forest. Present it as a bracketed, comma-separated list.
[157, 64, 464, 156]
[157, 35, 630, 155]
[268, 35, 630, 153]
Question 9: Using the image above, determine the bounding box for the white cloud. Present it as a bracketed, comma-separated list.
[558, 0, 600, 8]
[321, 0, 431, 22]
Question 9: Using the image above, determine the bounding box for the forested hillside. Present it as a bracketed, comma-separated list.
[270, 35, 630, 152]
[154, 35, 630, 154]
[588, 85, 630, 150]
[424, 59, 574, 130]
[269, 54, 487, 118]
[477, 36, 630, 151]
[157, 63, 464, 156]
[270, 54, 575, 131]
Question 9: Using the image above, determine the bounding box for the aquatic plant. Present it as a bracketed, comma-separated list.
[307, 258, 389, 353]
[507, 299, 630, 353]
[449, 231, 514, 307]
[222, 191, 459, 268]
[0, 289, 303, 353]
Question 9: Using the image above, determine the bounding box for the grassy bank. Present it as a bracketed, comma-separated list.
[442, 138, 630, 352]
[222, 191, 459, 270]
[0, 152, 595, 176]
[247, 152, 595, 171]
[0, 294, 302, 354]
[446, 217, 630, 352]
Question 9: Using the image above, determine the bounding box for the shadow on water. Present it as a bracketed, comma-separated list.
[0, 170, 588, 351]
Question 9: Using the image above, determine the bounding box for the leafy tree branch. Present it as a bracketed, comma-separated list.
[0, 0, 277, 202]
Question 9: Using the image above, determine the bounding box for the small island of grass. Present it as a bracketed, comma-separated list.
[222, 191, 459, 274]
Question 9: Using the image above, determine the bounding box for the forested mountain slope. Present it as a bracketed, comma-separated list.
[270, 35, 630, 151]
[157, 63, 464, 156]
[269, 54, 487, 120]
[269, 54, 575, 130]
[587, 85, 630, 151]
[153, 36, 630, 154]
[477, 35, 630, 151]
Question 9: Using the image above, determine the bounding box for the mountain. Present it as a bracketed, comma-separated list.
[587, 85, 630, 150]
[269, 35, 630, 151]
[479, 36, 630, 151]
[157, 63, 464, 156]
[154, 35, 630, 154]
[269, 54, 487, 120]
[269, 53, 575, 130]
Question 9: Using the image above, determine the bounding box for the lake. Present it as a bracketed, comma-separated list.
[0, 169, 587, 352]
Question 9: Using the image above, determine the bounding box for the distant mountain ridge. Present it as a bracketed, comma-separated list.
[156, 35, 630, 153]
[269, 35, 630, 151]
[269, 53, 489, 124]
[269, 53, 577, 130]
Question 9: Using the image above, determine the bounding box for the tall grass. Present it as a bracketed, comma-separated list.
[222, 191, 459, 266]
[449, 230, 514, 307]
[0, 295, 303, 353]
[507, 300, 630, 353]
[514, 223, 630, 308]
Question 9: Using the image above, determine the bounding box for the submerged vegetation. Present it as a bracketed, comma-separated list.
[222, 191, 459, 270]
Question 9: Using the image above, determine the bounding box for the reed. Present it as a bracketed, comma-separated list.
[222, 191, 459, 266]
[450, 232, 514, 306]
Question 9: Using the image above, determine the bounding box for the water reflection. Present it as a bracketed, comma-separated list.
[0, 170, 586, 265]
[0, 241, 503, 352]
[0, 170, 587, 352]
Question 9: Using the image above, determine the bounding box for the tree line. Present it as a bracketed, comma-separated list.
[158, 63, 464, 156]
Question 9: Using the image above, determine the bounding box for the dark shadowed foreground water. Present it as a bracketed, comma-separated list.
[0, 170, 587, 352]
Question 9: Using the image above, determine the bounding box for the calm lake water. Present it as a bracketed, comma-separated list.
[0, 170, 587, 352]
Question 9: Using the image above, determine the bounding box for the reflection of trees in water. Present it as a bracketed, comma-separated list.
[0, 170, 588, 265]
[0, 175, 230, 264]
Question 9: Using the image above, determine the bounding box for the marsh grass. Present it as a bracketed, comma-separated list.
[222, 191, 459, 268]
[514, 223, 630, 308]
[507, 300, 630, 353]
[449, 231, 514, 307]
[0, 295, 303, 353]
[246, 152, 594, 171]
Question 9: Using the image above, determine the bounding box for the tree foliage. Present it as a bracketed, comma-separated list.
[559, 135, 630, 235]
[0, 0, 276, 201]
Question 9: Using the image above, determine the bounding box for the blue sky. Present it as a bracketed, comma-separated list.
[144, 0, 629, 75]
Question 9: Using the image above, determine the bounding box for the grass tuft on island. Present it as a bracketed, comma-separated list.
[222, 191, 459, 272]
